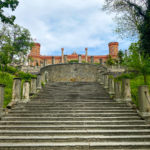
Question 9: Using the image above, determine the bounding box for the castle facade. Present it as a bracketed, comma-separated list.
[28, 42, 119, 66]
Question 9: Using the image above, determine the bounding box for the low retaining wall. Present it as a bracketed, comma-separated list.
[40, 64, 98, 82]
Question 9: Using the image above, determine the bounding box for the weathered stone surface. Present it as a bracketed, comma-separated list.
[138, 86, 150, 119]
[114, 81, 122, 102]
[12, 78, 21, 102]
[30, 78, 37, 95]
[37, 74, 42, 90]
[22, 81, 30, 103]
[108, 78, 114, 96]
[122, 79, 132, 102]
[78, 55, 82, 63]
[41, 64, 98, 82]
[104, 75, 108, 89]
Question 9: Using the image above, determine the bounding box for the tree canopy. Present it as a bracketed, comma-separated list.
[0, 24, 34, 68]
[103, 0, 150, 55]
[0, 0, 19, 24]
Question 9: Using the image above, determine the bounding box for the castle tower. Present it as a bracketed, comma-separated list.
[30, 43, 40, 56]
[85, 48, 88, 63]
[108, 42, 119, 57]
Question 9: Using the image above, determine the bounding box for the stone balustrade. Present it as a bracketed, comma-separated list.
[98, 64, 150, 121]
[0, 84, 5, 119]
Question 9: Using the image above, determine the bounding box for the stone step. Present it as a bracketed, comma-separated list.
[2, 142, 150, 150]
[7, 110, 136, 114]
[2, 116, 141, 121]
[0, 125, 149, 130]
[0, 120, 146, 125]
[5, 113, 138, 117]
[0, 130, 150, 136]
[0, 135, 150, 143]
[11, 107, 133, 111]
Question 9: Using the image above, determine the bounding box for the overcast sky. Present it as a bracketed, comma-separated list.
[12, 0, 132, 56]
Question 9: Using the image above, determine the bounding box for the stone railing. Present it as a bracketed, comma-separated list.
[0, 72, 48, 119]
[97, 65, 150, 121]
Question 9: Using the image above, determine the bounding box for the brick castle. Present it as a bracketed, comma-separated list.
[28, 42, 119, 66]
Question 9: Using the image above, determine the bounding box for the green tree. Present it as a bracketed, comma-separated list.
[118, 50, 124, 64]
[0, 0, 19, 24]
[123, 42, 150, 84]
[103, 0, 150, 55]
[106, 55, 115, 66]
[0, 24, 33, 68]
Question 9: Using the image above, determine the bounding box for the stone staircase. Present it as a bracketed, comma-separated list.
[0, 82, 150, 149]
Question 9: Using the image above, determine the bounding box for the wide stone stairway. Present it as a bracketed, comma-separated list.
[0, 82, 150, 149]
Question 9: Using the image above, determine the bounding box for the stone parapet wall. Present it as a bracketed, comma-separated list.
[40, 64, 98, 82]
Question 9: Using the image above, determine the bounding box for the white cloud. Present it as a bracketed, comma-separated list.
[12, 0, 131, 55]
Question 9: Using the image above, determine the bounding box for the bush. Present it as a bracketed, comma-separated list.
[68, 60, 78, 63]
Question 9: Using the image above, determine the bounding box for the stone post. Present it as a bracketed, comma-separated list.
[122, 79, 132, 102]
[64, 55, 68, 63]
[41, 71, 46, 85]
[104, 74, 109, 89]
[91, 56, 94, 64]
[43, 59, 47, 67]
[114, 81, 122, 102]
[78, 55, 82, 63]
[22, 81, 30, 103]
[52, 56, 55, 65]
[100, 74, 105, 85]
[108, 77, 115, 96]
[99, 59, 103, 65]
[0, 84, 5, 119]
[45, 71, 49, 83]
[37, 74, 42, 90]
[85, 48, 88, 63]
[12, 78, 21, 102]
[61, 48, 64, 63]
[30, 77, 37, 95]
[137, 86, 150, 120]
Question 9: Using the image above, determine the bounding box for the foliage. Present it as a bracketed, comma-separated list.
[0, 24, 33, 68]
[123, 42, 150, 84]
[0, 0, 19, 24]
[0, 66, 36, 108]
[68, 60, 78, 63]
[118, 50, 124, 64]
[103, 0, 150, 55]
[106, 55, 116, 66]
[0, 72, 14, 108]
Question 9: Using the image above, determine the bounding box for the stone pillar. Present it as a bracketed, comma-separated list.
[52, 56, 55, 65]
[61, 48, 64, 63]
[78, 55, 82, 63]
[30, 77, 37, 95]
[12, 78, 21, 102]
[64, 55, 68, 63]
[137, 86, 150, 119]
[45, 71, 49, 83]
[91, 56, 94, 64]
[114, 81, 122, 102]
[104, 75, 109, 89]
[22, 81, 30, 103]
[85, 48, 88, 63]
[108, 77, 115, 96]
[99, 59, 103, 65]
[0, 84, 5, 119]
[43, 59, 47, 67]
[122, 79, 132, 102]
[37, 74, 42, 90]
[41, 71, 46, 84]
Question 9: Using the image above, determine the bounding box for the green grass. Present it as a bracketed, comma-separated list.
[0, 66, 36, 108]
[0, 72, 14, 108]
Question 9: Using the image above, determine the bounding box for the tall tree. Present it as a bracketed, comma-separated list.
[0, 24, 34, 67]
[0, 0, 19, 24]
[103, 0, 150, 55]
